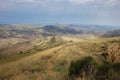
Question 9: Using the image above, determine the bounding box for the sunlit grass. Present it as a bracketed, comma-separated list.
[0, 36, 120, 80]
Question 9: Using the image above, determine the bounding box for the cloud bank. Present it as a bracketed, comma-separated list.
[0, 0, 120, 25]
[0, 0, 120, 10]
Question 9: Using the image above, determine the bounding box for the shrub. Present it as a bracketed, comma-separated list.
[97, 63, 112, 74]
[67, 56, 120, 80]
[68, 56, 97, 80]
[113, 63, 120, 73]
[95, 62, 120, 80]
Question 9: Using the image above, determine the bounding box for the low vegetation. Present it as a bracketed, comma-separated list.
[68, 56, 120, 80]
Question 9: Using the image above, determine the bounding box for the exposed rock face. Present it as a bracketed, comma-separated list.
[101, 41, 120, 63]
[107, 42, 120, 63]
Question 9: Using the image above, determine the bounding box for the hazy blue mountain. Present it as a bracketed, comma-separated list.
[42, 25, 83, 35]
[67, 24, 120, 32]
[101, 30, 120, 37]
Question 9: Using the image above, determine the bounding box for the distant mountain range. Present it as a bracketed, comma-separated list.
[42, 25, 83, 35]
[67, 24, 120, 32]
[0, 24, 120, 38]
[100, 30, 120, 37]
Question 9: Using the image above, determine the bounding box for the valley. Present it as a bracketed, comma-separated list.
[0, 24, 120, 80]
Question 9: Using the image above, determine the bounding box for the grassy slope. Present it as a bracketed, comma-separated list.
[0, 37, 120, 80]
[0, 36, 64, 64]
[0, 40, 90, 80]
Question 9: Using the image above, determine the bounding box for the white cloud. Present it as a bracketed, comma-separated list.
[67, 0, 120, 6]
[2, 0, 120, 6]
[0, 0, 14, 11]
[106, 0, 120, 6]
[13, 0, 41, 3]
[0, 0, 120, 11]
[69, 0, 96, 4]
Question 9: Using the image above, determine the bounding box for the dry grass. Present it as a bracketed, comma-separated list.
[0, 41, 87, 80]
[62, 34, 98, 42]
[0, 36, 120, 80]
[0, 45, 65, 80]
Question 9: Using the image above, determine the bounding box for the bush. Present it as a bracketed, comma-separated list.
[68, 56, 96, 80]
[95, 63, 113, 80]
[67, 56, 120, 80]
[113, 63, 120, 73]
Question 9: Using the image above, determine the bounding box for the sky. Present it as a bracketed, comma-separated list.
[0, 0, 120, 26]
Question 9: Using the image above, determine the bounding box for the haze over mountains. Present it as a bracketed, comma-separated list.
[0, 24, 120, 38]
[0, 24, 120, 58]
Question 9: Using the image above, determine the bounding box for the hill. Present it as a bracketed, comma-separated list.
[0, 36, 120, 80]
[41, 25, 83, 35]
[0, 24, 120, 80]
[100, 30, 120, 37]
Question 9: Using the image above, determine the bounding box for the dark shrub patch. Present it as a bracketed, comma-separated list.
[68, 56, 97, 80]
[95, 63, 113, 80]
[68, 56, 120, 80]
[113, 63, 120, 73]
